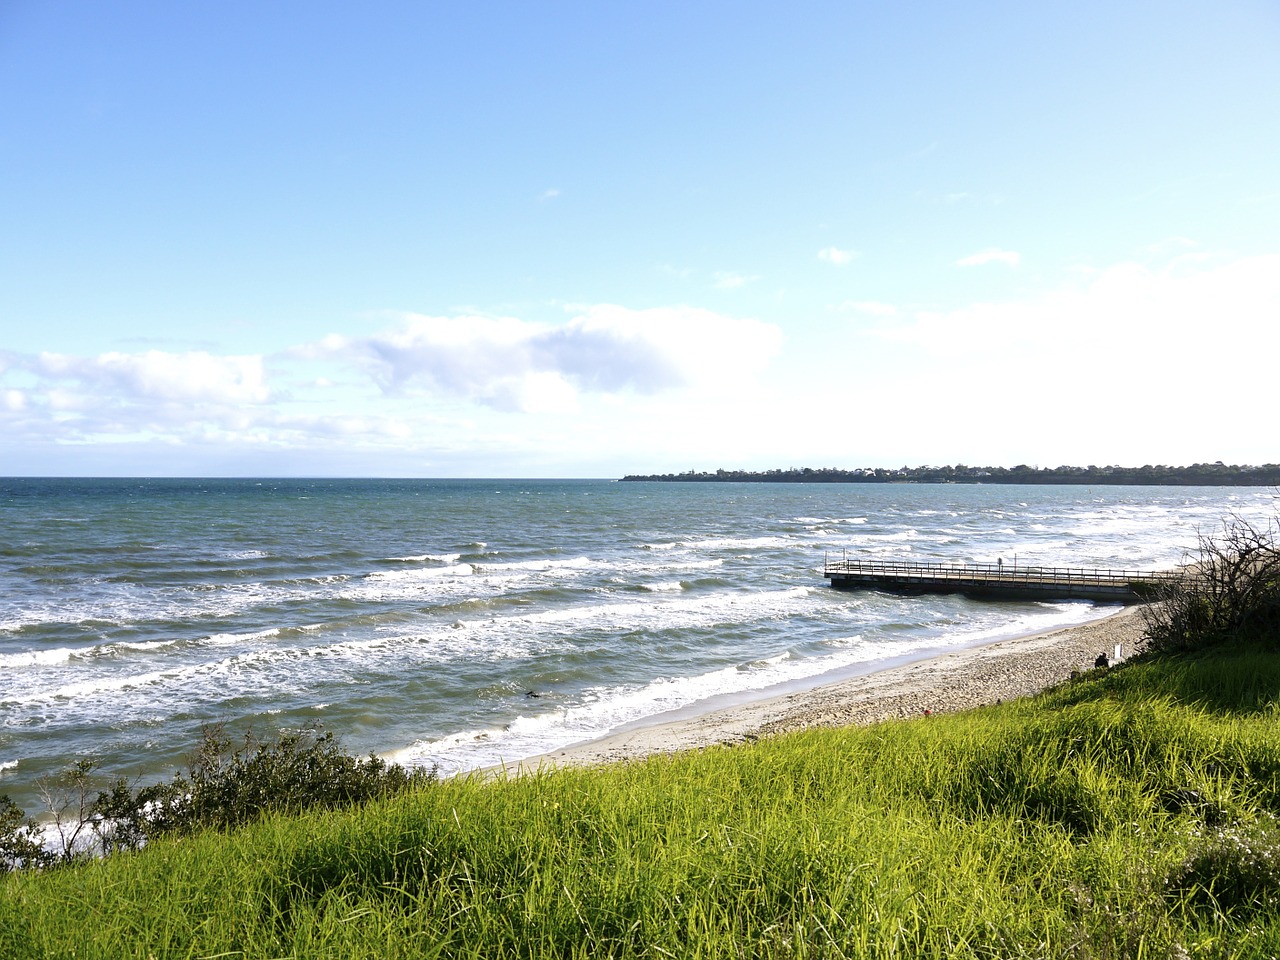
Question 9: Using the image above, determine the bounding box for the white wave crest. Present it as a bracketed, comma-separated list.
[641, 581, 685, 593]
[686, 536, 793, 551]
[0, 647, 77, 668]
[363, 564, 475, 583]
[471, 556, 593, 574]
[206, 628, 281, 646]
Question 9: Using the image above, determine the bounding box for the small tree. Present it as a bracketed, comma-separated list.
[1144, 512, 1280, 652]
[34, 759, 103, 864]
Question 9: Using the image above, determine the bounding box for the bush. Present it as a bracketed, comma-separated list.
[1143, 513, 1280, 652]
[4, 724, 435, 868]
[0, 796, 54, 873]
[94, 723, 435, 851]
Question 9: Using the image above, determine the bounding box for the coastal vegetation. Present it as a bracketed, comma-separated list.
[0, 725, 432, 869]
[1143, 514, 1280, 654]
[3, 518, 1279, 958]
[622, 461, 1280, 486]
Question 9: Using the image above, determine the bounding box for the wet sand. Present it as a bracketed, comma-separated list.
[495, 605, 1147, 773]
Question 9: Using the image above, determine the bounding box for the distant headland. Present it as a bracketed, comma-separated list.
[620, 463, 1280, 485]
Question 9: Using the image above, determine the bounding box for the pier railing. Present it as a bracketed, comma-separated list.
[822, 555, 1185, 603]
[824, 556, 1182, 585]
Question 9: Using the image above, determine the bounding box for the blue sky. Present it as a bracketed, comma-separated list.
[2, 2, 1277, 477]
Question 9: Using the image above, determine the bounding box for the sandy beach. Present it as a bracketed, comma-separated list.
[501, 604, 1149, 773]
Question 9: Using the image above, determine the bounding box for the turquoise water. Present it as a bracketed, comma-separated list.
[1, 478, 1274, 812]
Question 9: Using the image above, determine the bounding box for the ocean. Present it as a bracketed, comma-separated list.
[1, 478, 1275, 814]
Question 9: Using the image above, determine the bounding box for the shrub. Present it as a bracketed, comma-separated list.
[1143, 513, 1280, 652]
[92, 723, 435, 850]
[5, 724, 435, 867]
[0, 796, 54, 873]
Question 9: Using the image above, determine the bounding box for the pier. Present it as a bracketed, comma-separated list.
[823, 557, 1182, 604]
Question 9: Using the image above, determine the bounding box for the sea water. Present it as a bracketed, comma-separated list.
[1, 478, 1275, 813]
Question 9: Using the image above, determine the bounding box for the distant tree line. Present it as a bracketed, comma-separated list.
[620, 462, 1280, 486]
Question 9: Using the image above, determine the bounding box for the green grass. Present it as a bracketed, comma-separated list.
[5, 641, 1280, 959]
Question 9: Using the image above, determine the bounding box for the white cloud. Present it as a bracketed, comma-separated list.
[956, 248, 1020, 267]
[494, 370, 579, 415]
[270, 412, 419, 441]
[1, 349, 277, 453]
[46, 388, 84, 413]
[884, 256, 1280, 358]
[1, 306, 784, 468]
[302, 305, 782, 413]
[818, 246, 859, 265]
[860, 253, 1280, 458]
[4, 252, 1273, 474]
[561, 304, 781, 390]
[34, 350, 271, 405]
[539, 187, 561, 201]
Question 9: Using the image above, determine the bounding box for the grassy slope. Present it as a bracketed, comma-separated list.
[3, 644, 1280, 959]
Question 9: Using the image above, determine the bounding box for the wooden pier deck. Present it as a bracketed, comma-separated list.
[824, 557, 1182, 604]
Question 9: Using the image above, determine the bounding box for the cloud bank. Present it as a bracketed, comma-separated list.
[1, 305, 783, 459]
[3, 251, 1274, 475]
[848, 252, 1280, 462]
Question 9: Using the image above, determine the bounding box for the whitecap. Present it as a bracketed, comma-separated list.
[684, 536, 793, 551]
[111, 639, 178, 652]
[471, 556, 593, 574]
[0, 647, 77, 668]
[640, 581, 685, 593]
[205, 628, 281, 646]
[362, 564, 474, 583]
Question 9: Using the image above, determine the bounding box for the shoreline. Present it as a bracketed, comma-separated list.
[492, 604, 1148, 774]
